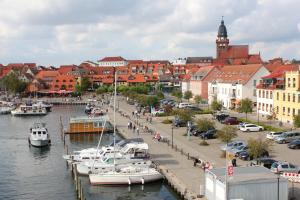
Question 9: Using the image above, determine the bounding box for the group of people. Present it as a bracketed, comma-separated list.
[127, 122, 139, 135]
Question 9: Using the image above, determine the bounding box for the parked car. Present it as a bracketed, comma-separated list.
[192, 128, 205, 136]
[215, 113, 229, 122]
[199, 129, 217, 139]
[222, 117, 239, 125]
[177, 102, 193, 108]
[229, 145, 249, 157]
[221, 141, 246, 151]
[151, 108, 165, 116]
[270, 161, 300, 174]
[287, 139, 300, 149]
[266, 131, 283, 140]
[274, 132, 300, 144]
[250, 158, 277, 169]
[240, 124, 264, 132]
[238, 149, 269, 161]
[184, 105, 201, 111]
[237, 122, 251, 129]
[173, 118, 187, 127]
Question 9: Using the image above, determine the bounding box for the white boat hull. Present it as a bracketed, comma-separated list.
[89, 168, 163, 185]
[12, 110, 47, 116]
[29, 138, 50, 147]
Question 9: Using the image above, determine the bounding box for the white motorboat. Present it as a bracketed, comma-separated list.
[32, 101, 53, 112]
[89, 165, 163, 185]
[85, 103, 94, 114]
[90, 107, 104, 116]
[77, 157, 152, 175]
[11, 105, 47, 116]
[28, 122, 51, 147]
[63, 138, 144, 162]
[64, 142, 149, 163]
[0, 101, 15, 114]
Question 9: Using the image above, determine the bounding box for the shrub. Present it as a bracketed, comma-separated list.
[162, 118, 172, 124]
[293, 115, 300, 128]
[199, 140, 209, 146]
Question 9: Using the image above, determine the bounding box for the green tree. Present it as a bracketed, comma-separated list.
[0, 73, 27, 94]
[96, 86, 108, 95]
[184, 90, 193, 102]
[80, 77, 91, 91]
[155, 91, 164, 100]
[247, 137, 273, 160]
[211, 99, 222, 111]
[194, 95, 202, 104]
[196, 118, 215, 132]
[293, 115, 300, 128]
[217, 125, 237, 144]
[173, 109, 194, 123]
[238, 98, 253, 120]
[146, 95, 159, 107]
[171, 89, 183, 102]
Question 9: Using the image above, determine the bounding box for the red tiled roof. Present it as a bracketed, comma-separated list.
[127, 74, 146, 83]
[98, 56, 126, 62]
[36, 70, 60, 79]
[211, 64, 263, 85]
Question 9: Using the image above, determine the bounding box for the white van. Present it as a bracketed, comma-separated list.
[177, 102, 192, 109]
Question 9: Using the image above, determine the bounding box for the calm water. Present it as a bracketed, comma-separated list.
[0, 105, 179, 200]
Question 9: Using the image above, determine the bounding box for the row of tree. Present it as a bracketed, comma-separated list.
[171, 89, 204, 103]
[0, 73, 27, 94]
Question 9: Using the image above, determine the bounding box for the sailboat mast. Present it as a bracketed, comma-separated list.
[113, 67, 117, 168]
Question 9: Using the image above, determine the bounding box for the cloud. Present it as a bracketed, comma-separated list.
[0, 0, 299, 65]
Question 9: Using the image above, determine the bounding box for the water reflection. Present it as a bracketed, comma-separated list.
[29, 145, 50, 159]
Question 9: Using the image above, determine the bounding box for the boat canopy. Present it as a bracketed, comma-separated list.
[70, 116, 109, 123]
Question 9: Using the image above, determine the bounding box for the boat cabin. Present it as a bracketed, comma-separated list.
[68, 116, 113, 134]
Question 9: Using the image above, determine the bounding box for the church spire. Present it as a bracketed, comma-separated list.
[217, 17, 228, 38]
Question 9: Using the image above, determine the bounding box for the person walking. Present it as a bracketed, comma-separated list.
[133, 125, 136, 133]
[136, 127, 139, 135]
[127, 122, 130, 129]
[232, 158, 237, 167]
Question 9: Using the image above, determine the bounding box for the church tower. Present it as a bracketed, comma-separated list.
[216, 18, 229, 59]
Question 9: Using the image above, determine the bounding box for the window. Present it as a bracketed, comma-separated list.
[283, 107, 285, 115]
[62, 79, 66, 83]
[270, 91, 273, 99]
[258, 103, 261, 110]
[262, 103, 265, 111]
[266, 104, 269, 112]
[283, 93, 285, 101]
[276, 106, 279, 114]
[259, 90, 261, 98]
[293, 108, 295, 116]
[84, 123, 89, 128]
[298, 109, 300, 115]
[55, 85, 59, 88]
[253, 80, 257, 86]
[253, 89, 256, 96]
[288, 107, 290, 116]
[288, 93, 290, 102]
[266, 91, 268, 99]
[262, 91, 265, 98]
[293, 78, 296, 88]
[298, 94, 300, 103]
[56, 80, 59, 82]
[293, 94, 296, 102]
[277, 92, 279, 100]
[288, 78, 291, 87]
[70, 80, 73, 82]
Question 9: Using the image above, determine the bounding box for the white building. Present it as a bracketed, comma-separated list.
[98, 56, 128, 67]
[208, 64, 269, 109]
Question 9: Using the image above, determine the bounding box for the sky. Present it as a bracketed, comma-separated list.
[0, 0, 299, 66]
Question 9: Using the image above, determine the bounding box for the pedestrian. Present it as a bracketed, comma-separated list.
[232, 158, 237, 167]
[132, 111, 134, 117]
[129, 122, 132, 129]
[127, 122, 130, 129]
[136, 127, 139, 135]
[146, 117, 149, 122]
[133, 125, 136, 132]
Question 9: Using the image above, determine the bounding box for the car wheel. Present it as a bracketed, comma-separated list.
[259, 128, 262, 131]
[282, 140, 286, 144]
[247, 129, 250, 132]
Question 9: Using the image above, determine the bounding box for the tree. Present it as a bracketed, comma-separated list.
[96, 86, 108, 95]
[184, 90, 193, 102]
[196, 118, 215, 132]
[171, 89, 183, 102]
[238, 98, 253, 120]
[217, 125, 237, 144]
[247, 137, 273, 160]
[211, 99, 222, 111]
[173, 109, 194, 123]
[293, 115, 300, 128]
[80, 77, 91, 91]
[155, 91, 164, 100]
[194, 95, 202, 104]
[0, 73, 27, 94]
[146, 95, 159, 107]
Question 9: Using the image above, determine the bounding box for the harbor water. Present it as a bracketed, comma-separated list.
[0, 105, 179, 200]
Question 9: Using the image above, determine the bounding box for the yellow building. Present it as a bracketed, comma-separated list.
[274, 71, 300, 124]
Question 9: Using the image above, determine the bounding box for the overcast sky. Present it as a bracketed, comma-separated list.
[0, 0, 299, 66]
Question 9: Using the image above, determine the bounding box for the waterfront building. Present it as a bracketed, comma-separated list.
[274, 71, 300, 124]
[208, 64, 269, 109]
[67, 116, 113, 134]
[256, 64, 298, 116]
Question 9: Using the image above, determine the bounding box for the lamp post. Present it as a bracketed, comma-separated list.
[187, 121, 191, 141]
[276, 167, 280, 200]
[171, 124, 174, 148]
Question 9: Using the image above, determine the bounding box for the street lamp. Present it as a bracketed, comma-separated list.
[187, 121, 191, 141]
[171, 123, 174, 148]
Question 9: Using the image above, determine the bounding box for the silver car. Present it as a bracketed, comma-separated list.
[274, 132, 300, 144]
[270, 161, 300, 174]
[221, 141, 246, 151]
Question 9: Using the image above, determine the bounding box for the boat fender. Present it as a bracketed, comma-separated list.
[128, 178, 131, 185]
[141, 177, 145, 185]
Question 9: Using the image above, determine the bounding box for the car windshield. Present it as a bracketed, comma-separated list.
[271, 163, 278, 168]
[236, 146, 245, 150]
